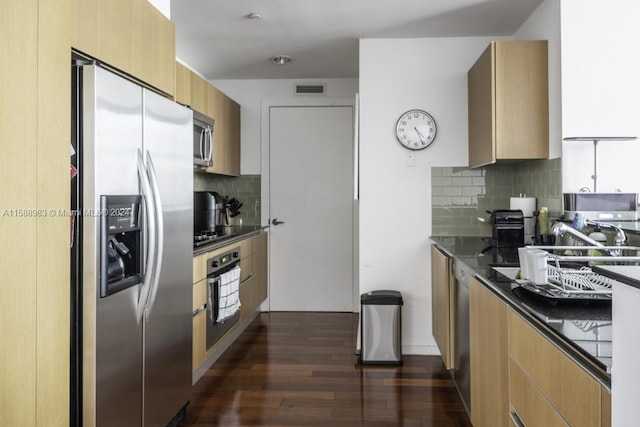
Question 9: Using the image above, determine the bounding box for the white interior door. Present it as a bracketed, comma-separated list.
[269, 106, 354, 312]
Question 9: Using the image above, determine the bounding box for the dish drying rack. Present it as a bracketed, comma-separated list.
[516, 245, 640, 300]
[545, 257, 614, 296]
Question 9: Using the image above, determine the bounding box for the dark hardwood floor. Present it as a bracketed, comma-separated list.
[183, 312, 471, 427]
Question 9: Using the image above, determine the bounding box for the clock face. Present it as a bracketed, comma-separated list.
[395, 109, 437, 150]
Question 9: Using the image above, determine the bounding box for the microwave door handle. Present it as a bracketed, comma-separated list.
[206, 127, 213, 163]
[136, 150, 156, 324]
[199, 128, 206, 162]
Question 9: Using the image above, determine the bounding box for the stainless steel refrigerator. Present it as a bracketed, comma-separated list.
[71, 63, 192, 426]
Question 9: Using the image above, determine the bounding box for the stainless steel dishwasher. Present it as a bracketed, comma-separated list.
[451, 260, 471, 416]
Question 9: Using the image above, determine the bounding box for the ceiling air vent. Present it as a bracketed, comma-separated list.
[294, 83, 326, 96]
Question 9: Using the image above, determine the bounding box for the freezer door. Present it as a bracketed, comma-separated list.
[142, 89, 193, 425]
[81, 65, 144, 426]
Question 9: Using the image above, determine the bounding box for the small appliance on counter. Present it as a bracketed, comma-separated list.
[478, 210, 525, 264]
[563, 192, 638, 221]
[491, 209, 524, 247]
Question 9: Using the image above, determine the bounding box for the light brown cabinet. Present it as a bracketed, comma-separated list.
[205, 88, 241, 176]
[174, 64, 241, 176]
[467, 40, 549, 168]
[192, 233, 268, 374]
[175, 62, 192, 107]
[240, 233, 268, 321]
[2, 0, 71, 425]
[508, 310, 603, 427]
[469, 276, 509, 427]
[71, 0, 175, 96]
[190, 72, 208, 115]
[192, 255, 208, 373]
[430, 245, 454, 369]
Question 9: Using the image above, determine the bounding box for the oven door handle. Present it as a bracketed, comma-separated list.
[207, 277, 219, 324]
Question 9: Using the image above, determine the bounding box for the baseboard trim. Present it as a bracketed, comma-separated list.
[402, 344, 440, 356]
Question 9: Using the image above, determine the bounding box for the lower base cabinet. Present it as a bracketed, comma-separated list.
[469, 276, 509, 427]
[192, 310, 206, 370]
[468, 276, 610, 427]
[192, 232, 268, 374]
[508, 310, 603, 426]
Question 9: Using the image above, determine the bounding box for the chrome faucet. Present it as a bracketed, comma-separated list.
[584, 219, 627, 247]
[550, 222, 617, 256]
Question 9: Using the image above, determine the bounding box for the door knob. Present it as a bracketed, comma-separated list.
[271, 218, 285, 226]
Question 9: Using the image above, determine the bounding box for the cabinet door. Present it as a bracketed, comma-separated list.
[190, 74, 208, 116]
[96, 0, 135, 73]
[71, 0, 98, 55]
[430, 245, 454, 369]
[470, 277, 509, 427]
[253, 232, 268, 303]
[468, 41, 549, 168]
[192, 310, 206, 373]
[132, 1, 175, 95]
[508, 310, 601, 426]
[468, 43, 495, 168]
[602, 387, 611, 427]
[224, 96, 241, 176]
[175, 62, 192, 107]
[193, 253, 207, 284]
[193, 280, 206, 312]
[206, 85, 226, 174]
[494, 40, 548, 160]
[509, 358, 568, 427]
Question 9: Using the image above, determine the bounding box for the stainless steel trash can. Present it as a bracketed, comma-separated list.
[359, 290, 403, 365]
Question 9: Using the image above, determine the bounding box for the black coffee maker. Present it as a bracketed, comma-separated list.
[490, 209, 525, 248]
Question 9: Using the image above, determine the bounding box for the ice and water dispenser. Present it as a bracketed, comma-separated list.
[99, 195, 143, 298]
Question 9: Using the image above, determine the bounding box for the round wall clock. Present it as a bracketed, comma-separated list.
[395, 109, 437, 150]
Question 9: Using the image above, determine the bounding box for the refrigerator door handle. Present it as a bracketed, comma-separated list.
[144, 151, 164, 320]
[136, 149, 157, 323]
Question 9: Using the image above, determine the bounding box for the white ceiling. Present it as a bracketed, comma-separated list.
[171, 0, 544, 80]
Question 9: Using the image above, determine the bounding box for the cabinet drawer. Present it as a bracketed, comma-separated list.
[193, 253, 207, 284]
[240, 254, 254, 284]
[192, 310, 206, 373]
[193, 280, 206, 312]
[508, 311, 601, 426]
[509, 358, 567, 427]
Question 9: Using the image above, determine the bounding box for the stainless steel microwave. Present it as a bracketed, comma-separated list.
[193, 110, 214, 168]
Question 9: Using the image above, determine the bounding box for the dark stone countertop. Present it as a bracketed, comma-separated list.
[193, 225, 268, 256]
[592, 265, 640, 290]
[430, 236, 611, 387]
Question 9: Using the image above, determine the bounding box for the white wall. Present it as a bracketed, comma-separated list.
[359, 37, 497, 354]
[560, 0, 640, 194]
[560, 0, 640, 138]
[148, 0, 170, 18]
[210, 79, 358, 177]
[515, 0, 562, 159]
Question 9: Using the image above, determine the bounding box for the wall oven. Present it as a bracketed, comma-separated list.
[193, 110, 214, 168]
[206, 247, 241, 350]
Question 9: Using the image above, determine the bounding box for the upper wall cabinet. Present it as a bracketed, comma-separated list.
[175, 62, 192, 107]
[467, 40, 549, 168]
[71, 0, 175, 96]
[175, 64, 241, 176]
